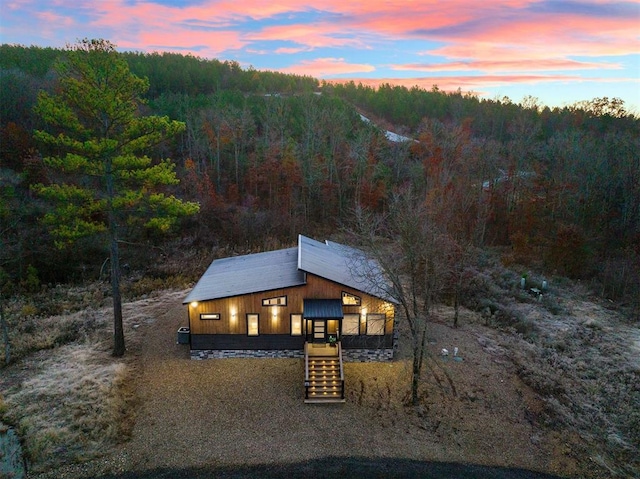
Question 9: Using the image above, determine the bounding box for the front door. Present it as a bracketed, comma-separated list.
[312, 320, 326, 343]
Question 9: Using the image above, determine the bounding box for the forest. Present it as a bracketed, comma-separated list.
[1, 43, 638, 316]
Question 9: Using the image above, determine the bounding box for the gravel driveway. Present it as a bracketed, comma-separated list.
[31, 291, 566, 479]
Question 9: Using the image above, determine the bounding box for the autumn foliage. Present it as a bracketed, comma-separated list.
[0, 43, 638, 315]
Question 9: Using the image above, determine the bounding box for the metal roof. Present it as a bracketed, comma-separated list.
[183, 235, 396, 304]
[183, 247, 305, 303]
[303, 299, 343, 319]
[298, 235, 395, 302]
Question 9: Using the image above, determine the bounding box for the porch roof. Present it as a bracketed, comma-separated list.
[303, 299, 344, 319]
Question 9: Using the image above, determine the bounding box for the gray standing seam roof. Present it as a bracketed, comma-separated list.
[183, 247, 305, 303]
[298, 235, 395, 302]
[183, 235, 396, 304]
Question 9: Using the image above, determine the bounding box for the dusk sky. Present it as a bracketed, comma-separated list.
[2, 0, 639, 112]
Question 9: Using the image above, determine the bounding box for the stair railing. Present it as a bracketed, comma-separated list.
[338, 341, 345, 399]
[304, 341, 310, 400]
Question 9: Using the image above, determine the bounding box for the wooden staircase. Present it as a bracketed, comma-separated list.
[304, 343, 345, 403]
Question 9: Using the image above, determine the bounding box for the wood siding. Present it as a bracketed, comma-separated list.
[188, 273, 395, 350]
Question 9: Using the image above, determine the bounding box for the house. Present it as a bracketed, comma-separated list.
[182, 235, 397, 403]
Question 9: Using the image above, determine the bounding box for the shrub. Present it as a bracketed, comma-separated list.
[120, 273, 192, 300]
[20, 303, 38, 317]
[542, 295, 566, 315]
[493, 305, 537, 340]
[22, 265, 40, 293]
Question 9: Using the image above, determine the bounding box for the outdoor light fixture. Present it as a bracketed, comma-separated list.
[190, 301, 198, 308]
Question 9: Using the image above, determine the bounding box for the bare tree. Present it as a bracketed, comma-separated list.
[347, 188, 453, 405]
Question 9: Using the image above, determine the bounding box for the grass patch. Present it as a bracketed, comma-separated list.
[121, 274, 193, 299]
[0, 275, 191, 365]
[1, 341, 135, 472]
[454, 253, 639, 477]
[500, 300, 640, 477]
[1, 306, 110, 365]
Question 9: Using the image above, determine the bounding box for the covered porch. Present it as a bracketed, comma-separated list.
[303, 298, 343, 344]
[303, 299, 345, 403]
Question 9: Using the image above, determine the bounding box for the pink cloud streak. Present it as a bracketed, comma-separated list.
[3, 0, 638, 111]
[246, 23, 366, 50]
[278, 58, 375, 77]
[15, 1, 636, 64]
[392, 58, 622, 73]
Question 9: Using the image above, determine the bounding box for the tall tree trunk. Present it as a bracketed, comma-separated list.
[412, 319, 429, 405]
[110, 233, 125, 357]
[106, 162, 125, 357]
[1, 301, 10, 366]
[411, 345, 421, 405]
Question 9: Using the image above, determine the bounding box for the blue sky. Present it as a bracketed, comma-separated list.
[2, 0, 639, 112]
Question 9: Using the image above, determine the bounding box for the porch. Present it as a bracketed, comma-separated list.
[306, 342, 339, 357]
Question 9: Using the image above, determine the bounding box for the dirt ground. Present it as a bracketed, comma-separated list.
[21, 287, 618, 479]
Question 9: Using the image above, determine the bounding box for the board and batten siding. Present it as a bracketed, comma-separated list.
[188, 273, 394, 339]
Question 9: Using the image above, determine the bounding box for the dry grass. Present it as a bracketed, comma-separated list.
[0, 288, 180, 473]
[0, 275, 194, 365]
[1, 308, 106, 366]
[501, 297, 640, 478]
[1, 272, 638, 479]
[1, 341, 135, 472]
[458, 262, 640, 478]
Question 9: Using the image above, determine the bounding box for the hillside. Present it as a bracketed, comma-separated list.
[2, 44, 638, 314]
[0, 265, 637, 478]
[0, 43, 638, 478]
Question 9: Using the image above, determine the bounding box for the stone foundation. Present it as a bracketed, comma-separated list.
[190, 348, 393, 361]
[191, 349, 304, 359]
[342, 349, 394, 362]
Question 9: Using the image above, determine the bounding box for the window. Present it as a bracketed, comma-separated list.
[342, 314, 360, 335]
[341, 291, 361, 306]
[366, 313, 386, 335]
[262, 295, 287, 306]
[200, 313, 220, 320]
[247, 314, 259, 336]
[290, 314, 302, 336]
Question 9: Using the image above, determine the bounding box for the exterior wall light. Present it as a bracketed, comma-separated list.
[190, 301, 198, 308]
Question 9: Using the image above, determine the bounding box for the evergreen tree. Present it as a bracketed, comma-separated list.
[33, 39, 199, 356]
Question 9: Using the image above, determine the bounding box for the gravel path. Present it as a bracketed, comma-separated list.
[30, 291, 566, 479]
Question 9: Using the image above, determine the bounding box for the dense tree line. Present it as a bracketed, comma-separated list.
[1, 44, 638, 315]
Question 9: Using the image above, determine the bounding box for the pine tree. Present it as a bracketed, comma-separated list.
[33, 39, 199, 356]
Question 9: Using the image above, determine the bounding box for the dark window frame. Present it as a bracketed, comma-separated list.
[290, 313, 303, 336]
[366, 313, 386, 335]
[341, 313, 361, 336]
[200, 313, 221, 320]
[341, 291, 361, 306]
[262, 295, 287, 307]
[246, 313, 260, 336]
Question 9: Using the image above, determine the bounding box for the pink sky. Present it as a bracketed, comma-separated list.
[2, 0, 639, 111]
